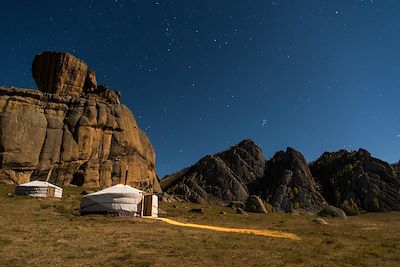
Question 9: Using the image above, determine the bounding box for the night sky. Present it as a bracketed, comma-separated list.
[0, 0, 399, 177]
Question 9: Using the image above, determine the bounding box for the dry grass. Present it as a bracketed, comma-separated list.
[0, 184, 399, 266]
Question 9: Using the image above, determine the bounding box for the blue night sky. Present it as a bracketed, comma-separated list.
[0, 0, 399, 177]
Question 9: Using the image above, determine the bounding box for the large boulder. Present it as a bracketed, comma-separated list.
[245, 195, 268, 213]
[32, 51, 90, 98]
[318, 205, 347, 219]
[160, 139, 266, 204]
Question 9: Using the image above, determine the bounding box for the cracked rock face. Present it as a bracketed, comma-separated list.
[0, 87, 161, 192]
[0, 52, 161, 192]
[160, 139, 266, 204]
[250, 147, 327, 214]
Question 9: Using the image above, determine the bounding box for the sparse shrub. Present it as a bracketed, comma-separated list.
[55, 204, 69, 214]
[0, 236, 12, 246]
[361, 188, 368, 195]
[340, 199, 359, 215]
[39, 203, 70, 214]
[293, 187, 300, 196]
[39, 203, 53, 210]
[117, 251, 133, 261]
[137, 261, 152, 267]
[334, 190, 341, 204]
[324, 238, 335, 244]
[262, 200, 274, 213]
[372, 198, 380, 210]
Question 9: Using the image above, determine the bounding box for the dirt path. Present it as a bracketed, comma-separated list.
[150, 217, 301, 240]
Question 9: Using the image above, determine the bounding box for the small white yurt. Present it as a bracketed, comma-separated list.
[15, 180, 63, 198]
[80, 184, 158, 217]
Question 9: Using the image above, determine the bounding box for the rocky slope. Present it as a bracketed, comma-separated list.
[0, 51, 161, 192]
[160, 139, 266, 203]
[310, 149, 400, 214]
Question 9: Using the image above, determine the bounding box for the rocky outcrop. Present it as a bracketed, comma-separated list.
[161, 139, 400, 216]
[160, 139, 266, 204]
[32, 52, 90, 98]
[161, 142, 328, 214]
[0, 52, 161, 192]
[250, 148, 327, 214]
[310, 149, 400, 214]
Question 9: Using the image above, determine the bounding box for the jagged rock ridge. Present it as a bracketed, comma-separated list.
[0, 51, 161, 192]
[162, 139, 400, 215]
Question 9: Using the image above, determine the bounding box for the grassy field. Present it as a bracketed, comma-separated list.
[0, 185, 399, 266]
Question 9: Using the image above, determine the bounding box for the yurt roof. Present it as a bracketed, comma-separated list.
[83, 184, 143, 197]
[17, 180, 62, 190]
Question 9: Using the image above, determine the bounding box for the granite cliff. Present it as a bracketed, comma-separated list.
[0, 51, 161, 192]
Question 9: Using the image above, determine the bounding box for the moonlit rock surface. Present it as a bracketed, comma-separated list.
[0, 52, 161, 192]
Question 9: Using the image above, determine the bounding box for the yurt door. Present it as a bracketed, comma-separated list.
[143, 195, 152, 216]
[47, 187, 55, 197]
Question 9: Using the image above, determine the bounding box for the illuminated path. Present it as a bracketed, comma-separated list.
[148, 217, 301, 240]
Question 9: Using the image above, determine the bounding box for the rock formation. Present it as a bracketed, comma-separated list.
[310, 149, 400, 214]
[250, 147, 327, 214]
[0, 52, 161, 192]
[161, 139, 400, 216]
[32, 52, 89, 98]
[160, 139, 266, 204]
[161, 141, 328, 213]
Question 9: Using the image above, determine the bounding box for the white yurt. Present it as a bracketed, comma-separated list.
[80, 184, 158, 217]
[15, 180, 63, 198]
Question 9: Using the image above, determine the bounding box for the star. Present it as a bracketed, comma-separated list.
[261, 119, 267, 127]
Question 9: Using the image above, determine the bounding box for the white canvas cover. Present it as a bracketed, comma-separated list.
[80, 184, 144, 216]
[15, 180, 63, 198]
